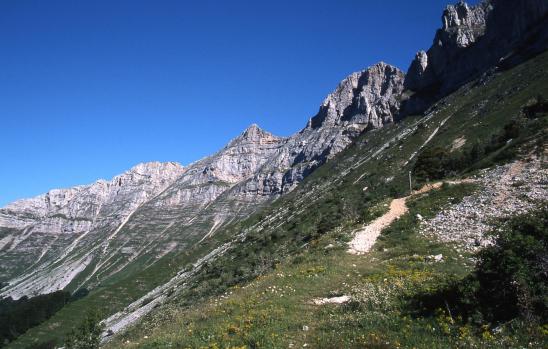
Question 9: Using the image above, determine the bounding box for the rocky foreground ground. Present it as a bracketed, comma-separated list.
[420, 157, 547, 251]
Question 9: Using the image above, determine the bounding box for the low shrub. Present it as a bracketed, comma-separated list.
[409, 207, 547, 326]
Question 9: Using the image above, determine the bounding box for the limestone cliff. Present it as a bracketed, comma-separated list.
[403, 0, 548, 114]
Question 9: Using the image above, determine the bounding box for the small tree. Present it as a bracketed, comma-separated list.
[64, 311, 104, 349]
[414, 147, 450, 181]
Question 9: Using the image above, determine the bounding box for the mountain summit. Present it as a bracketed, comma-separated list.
[310, 62, 404, 130]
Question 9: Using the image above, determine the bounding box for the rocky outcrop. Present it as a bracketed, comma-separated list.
[405, 1, 491, 93]
[403, 0, 548, 114]
[0, 126, 287, 298]
[310, 63, 405, 129]
[235, 63, 405, 196]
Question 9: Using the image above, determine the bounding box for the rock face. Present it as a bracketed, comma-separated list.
[0, 162, 186, 295]
[403, 0, 548, 113]
[0, 63, 404, 298]
[405, 1, 490, 92]
[235, 63, 405, 196]
[310, 63, 404, 130]
[0, 127, 287, 298]
[0, 162, 185, 232]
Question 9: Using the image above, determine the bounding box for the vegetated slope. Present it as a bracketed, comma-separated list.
[0, 291, 71, 346]
[10, 47, 547, 349]
[100, 50, 547, 348]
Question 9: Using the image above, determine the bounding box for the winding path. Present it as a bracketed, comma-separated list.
[347, 197, 408, 254]
[347, 180, 474, 255]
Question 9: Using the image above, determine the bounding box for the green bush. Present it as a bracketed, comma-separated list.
[522, 94, 548, 118]
[410, 207, 547, 326]
[413, 114, 540, 182]
[64, 311, 104, 349]
[413, 147, 453, 181]
[474, 207, 547, 323]
[25, 340, 56, 349]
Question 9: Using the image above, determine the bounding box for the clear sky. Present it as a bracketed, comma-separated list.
[0, 0, 478, 206]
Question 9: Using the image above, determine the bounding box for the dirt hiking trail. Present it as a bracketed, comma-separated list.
[347, 179, 475, 255]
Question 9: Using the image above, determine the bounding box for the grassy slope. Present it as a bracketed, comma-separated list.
[103, 52, 548, 348]
[109, 184, 480, 349]
[10, 50, 548, 348]
[5, 241, 225, 348]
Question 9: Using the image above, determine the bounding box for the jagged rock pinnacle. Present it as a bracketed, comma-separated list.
[310, 62, 405, 129]
[404, 0, 548, 107]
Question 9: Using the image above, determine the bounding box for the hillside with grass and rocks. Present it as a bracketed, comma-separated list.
[101, 49, 547, 348]
[0, 0, 547, 348]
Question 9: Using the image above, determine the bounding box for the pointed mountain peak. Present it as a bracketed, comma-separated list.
[370, 61, 389, 69]
[366, 61, 403, 75]
[243, 123, 262, 134]
[221, 123, 285, 150]
[238, 123, 281, 142]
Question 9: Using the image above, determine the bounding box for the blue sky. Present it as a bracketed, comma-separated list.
[0, 0, 476, 206]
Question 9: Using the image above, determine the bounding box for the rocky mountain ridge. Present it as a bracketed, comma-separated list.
[402, 0, 548, 114]
[0, 162, 185, 230]
[0, 125, 288, 298]
[0, 162, 185, 296]
[234, 62, 405, 196]
[0, 61, 405, 297]
[0, 60, 405, 298]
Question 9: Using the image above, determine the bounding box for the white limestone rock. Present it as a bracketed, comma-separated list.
[235, 62, 405, 196]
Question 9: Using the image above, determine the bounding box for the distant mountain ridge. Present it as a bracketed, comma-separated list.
[0, 62, 404, 299]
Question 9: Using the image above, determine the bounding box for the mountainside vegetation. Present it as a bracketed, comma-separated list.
[6, 47, 547, 349]
[2, 2, 546, 347]
[412, 207, 547, 326]
[95, 50, 547, 348]
[0, 291, 70, 348]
